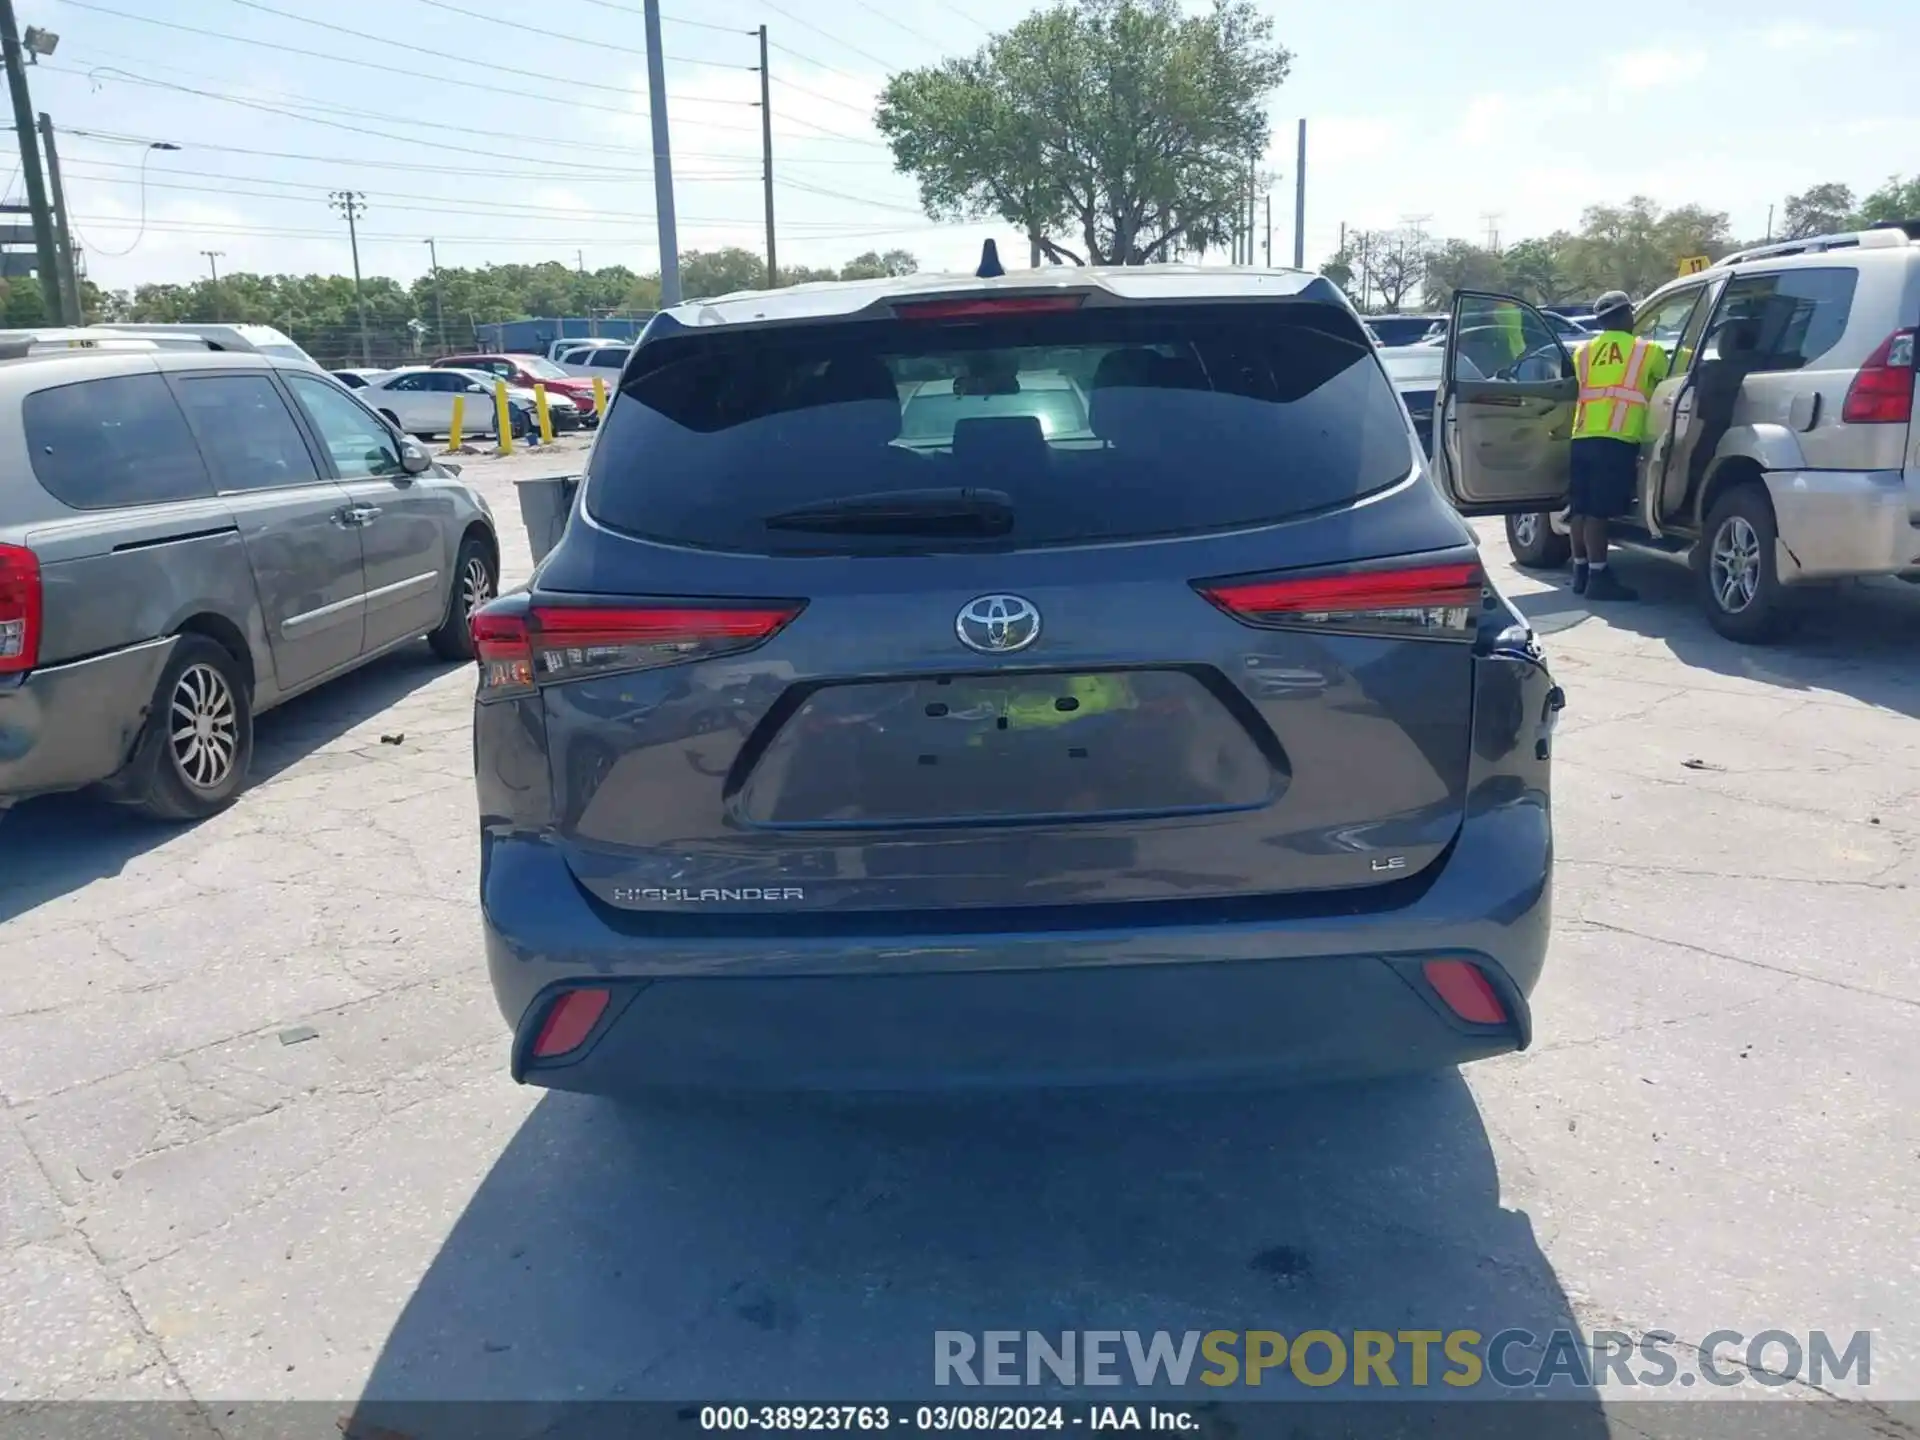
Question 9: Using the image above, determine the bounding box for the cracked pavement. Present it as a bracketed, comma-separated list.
[1, 442, 1916, 1425]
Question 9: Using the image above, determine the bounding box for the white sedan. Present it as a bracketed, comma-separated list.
[357, 366, 579, 439]
[555, 342, 631, 379]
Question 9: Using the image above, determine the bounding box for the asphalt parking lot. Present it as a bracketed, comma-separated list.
[2, 438, 1917, 1424]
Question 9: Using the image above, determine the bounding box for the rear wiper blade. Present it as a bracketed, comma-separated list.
[764, 487, 1014, 535]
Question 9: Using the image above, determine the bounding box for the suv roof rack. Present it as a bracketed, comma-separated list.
[1713, 223, 1919, 269]
[0, 329, 175, 361]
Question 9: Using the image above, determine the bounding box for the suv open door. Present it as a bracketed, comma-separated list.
[1431, 291, 1577, 516]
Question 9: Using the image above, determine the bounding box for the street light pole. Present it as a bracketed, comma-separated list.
[200, 249, 224, 320]
[758, 24, 776, 288]
[641, 0, 681, 306]
[35, 112, 80, 323]
[330, 190, 372, 366]
[422, 237, 446, 356]
[0, 1, 64, 321]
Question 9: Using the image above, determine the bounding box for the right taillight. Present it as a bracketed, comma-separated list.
[470, 596, 804, 698]
[1841, 328, 1915, 424]
[0, 543, 42, 676]
[1196, 560, 1485, 641]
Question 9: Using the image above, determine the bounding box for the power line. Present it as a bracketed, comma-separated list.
[397, 0, 757, 67]
[63, 124, 885, 179]
[65, 161, 912, 231]
[46, 52, 887, 153]
[54, 0, 752, 124]
[743, 0, 901, 72]
[70, 213, 956, 245]
[765, 36, 865, 83]
[843, 0, 945, 50]
[214, 0, 758, 104]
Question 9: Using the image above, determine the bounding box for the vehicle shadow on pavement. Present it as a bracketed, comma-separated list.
[1508, 553, 1920, 719]
[355, 1073, 1609, 1431]
[0, 645, 459, 926]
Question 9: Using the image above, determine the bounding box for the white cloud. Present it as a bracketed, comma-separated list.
[1605, 47, 1707, 91]
[1755, 21, 1867, 52]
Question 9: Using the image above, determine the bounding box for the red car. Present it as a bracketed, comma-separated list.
[432, 353, 602, 425]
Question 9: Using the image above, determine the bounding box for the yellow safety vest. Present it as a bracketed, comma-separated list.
[1003, 673, 1135, 729]
[1571, 330, 1667, 443]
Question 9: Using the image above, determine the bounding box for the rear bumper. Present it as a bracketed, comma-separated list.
[0, 637, 175, 802]
[1766, 468, 1920, 581]
[479, 800, 1551, 1094]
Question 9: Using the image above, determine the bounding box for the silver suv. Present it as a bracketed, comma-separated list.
[1431, 221, 1920, 641]
[0, 343, 499, 819]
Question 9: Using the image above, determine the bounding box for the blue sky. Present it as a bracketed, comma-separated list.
[20, 0, 1918, 292]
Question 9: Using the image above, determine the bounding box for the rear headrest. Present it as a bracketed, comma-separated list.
[1088, 347, 1161, 441]
[952, 415, 1045, 465]
[796, 354, 900, 444]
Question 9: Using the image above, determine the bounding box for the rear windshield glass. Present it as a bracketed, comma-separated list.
[585, 304, 1409, 554]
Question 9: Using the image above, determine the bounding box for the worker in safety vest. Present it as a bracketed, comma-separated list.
[1566, 289, 1668, 601]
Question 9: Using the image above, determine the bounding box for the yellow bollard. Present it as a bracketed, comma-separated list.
[592, 375, 607, 419]
[533, 383, 555, 446]
[447, 394, 465, 452]
[493, 380, 513, 455]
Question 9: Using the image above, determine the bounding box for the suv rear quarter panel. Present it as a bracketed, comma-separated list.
[1733, 252, 1916, 475]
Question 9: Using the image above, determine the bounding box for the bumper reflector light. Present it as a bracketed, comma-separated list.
[1422, 960, 1507, 1026]
[531, 988, 610, 1058]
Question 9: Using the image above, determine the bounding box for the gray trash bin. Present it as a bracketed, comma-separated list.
[514, 474, 582, 566]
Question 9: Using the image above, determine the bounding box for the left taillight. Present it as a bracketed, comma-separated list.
[1841, 328, 1915, 424]
[1196, 560, 1485, 641]
[469, 597, 804, 698]
[0, 543, 42, 676]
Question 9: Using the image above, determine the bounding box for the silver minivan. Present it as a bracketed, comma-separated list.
[1430, 222, 1920, 641]
[0, 345, 499, 819]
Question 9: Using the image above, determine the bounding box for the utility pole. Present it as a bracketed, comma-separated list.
[1292, 118, 1307, 269]
[1765, 204, 1774, 242]
[329, 190, 372, 366]
[1265, 193, 1272, 267]
[642, 0, 681, 306]
[1246, 162, 1257, 266]
[422, 237, 445, 357]
[1480, 212, 1503, 252]
[758, 25, 776, 288]
[35, 113, 80, 324]
[1, 3, 63, 322]
[200, 250, 223, 320]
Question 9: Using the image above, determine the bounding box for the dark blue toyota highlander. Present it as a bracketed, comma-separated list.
[470, 259, 1562, 1094]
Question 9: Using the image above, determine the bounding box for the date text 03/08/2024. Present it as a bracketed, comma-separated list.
[697, 1405, 1197, 1432]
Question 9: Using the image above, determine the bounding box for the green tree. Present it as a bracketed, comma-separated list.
[1501, 234, 1573, 305]
[680, 247, 772, 300]
[1423, 239, 1507, 310]
[877, 0, 1290, 265]
[1855, 174, 1920, 226]
[1781, 182, 1855, 239]
[839, 249, 919, 280]
[1557, 197, 1733, 299]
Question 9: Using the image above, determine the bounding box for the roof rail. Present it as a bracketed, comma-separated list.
[0, 329, 168, 361]
[1713, 223, 1917, 268]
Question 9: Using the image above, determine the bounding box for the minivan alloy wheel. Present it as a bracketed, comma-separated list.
[169, 662, 241, 790]
[1710, 515, 1762, 614]
[1511, 513, 1541, 549]
[461, 553, 494, 618]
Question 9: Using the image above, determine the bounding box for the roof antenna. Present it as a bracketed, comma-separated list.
[976, 239, 1005, 279]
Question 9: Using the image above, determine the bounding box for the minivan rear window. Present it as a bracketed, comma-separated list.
[585, 304, 1410, 554]
[23, 373, 213, 510]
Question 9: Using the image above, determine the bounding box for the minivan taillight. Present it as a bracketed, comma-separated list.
[0, 544, 42, 675]
[1197, 561, 1485, 641]
[470, 599, 804, 697]
[1841, 328, 1915, 424]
